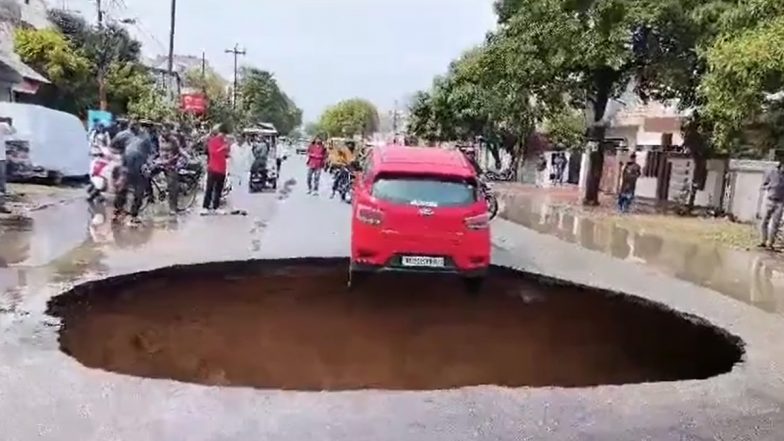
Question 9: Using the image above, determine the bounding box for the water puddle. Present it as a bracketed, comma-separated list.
[499, 193, 784, 315]
[48, 258, 742, 391]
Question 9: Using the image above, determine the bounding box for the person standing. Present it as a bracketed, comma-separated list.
[201, 124, 230, 215]
[759, 160, 784, 249]
[553, 153, 567, 185]
[0, 117, 13, 214]
[618, 153, 642, 213]
[275, 140, 288, 174]
[158, 133, 183, 216]
[306, 138, 327, 195]
[114, 127, 154, 226]
[331, 141, 356, 198]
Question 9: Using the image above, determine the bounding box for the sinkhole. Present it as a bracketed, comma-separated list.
[47, 258, 744, 390]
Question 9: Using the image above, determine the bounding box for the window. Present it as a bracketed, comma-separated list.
[372, 175, 478, 207]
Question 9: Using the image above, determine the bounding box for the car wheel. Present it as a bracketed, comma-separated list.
[463, 277, 484, 295]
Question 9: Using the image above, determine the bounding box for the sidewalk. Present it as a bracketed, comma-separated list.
[1, 183, 83, 218]
[495, 183, 760, 250]
[494, 183, 784, 314]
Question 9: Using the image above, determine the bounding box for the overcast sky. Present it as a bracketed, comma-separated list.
[61, 0, 497, 121]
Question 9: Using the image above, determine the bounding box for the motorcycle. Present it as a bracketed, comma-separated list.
[481, 179, 499, 220]
[86, 147, 123, 223]
[334, 166, 355, 203]
[249, 161, 278, 193]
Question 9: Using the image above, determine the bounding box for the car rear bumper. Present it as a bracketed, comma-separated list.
[350, 257, 488, 278]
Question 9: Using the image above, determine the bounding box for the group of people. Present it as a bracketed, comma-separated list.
[303, 137, 360, 198]
[88, 119, 208, 225]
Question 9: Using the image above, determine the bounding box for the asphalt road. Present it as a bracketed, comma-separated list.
[1, 156, 783, 440]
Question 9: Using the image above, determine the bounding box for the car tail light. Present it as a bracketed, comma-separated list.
[357, 204, 384, 226]
[464, 213, 490, 230]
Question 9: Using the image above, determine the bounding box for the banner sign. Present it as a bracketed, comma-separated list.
[87, 110, 113, 131]
[181, 93, 207, 114]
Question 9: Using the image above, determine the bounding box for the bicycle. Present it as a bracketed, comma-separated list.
[139, 165, 201, 213]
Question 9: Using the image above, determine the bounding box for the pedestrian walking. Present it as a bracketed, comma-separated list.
[759, 159, 784, 249]
[275, 140, 288, 174]
[201, 124, 230, 215]
[0, 117, 13, 214]
[306, 138, 328, 195]
[618, 153, 642, 213]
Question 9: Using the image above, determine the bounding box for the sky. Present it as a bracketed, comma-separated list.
[61, 0, 498, 121]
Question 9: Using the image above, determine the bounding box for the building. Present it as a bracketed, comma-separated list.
[0, 0, 50, 102]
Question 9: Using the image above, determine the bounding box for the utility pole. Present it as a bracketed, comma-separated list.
[225, 44, 246, 109]
[167, 0, 177, 75]
[201, 51, 206, 94]
[95, 0, 107, 110]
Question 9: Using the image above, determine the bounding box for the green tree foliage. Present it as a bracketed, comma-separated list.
[182, 67, 235, 126]
[702, 10, 784, 150]
[13, 27, 93, 114]
[46, 8, 145, 114]
[127, 88, 176, 122]
[237, 67, 303, 135]
[48, 9, 142, 64]
[304, 121, 323, 138]
[318, 99, 379, 138]
[543, 110, 585, 150]
[183, 67, 228, 101]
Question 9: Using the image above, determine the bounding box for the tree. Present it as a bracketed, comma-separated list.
[318, 99, 379, 138]
[182, 66, 235, 125]
[127, 88, 176, 122]
[304, 121, 323, 138]
[48, 8, 143, 111]
[543, 110, 585, 150]
[14, 27, 93, 115]
[104, 62, 153, 115]
[237, 67, 302, 135]
[702, 14, 784, 150]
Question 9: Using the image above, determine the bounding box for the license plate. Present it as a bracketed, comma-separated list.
[400, 256, 445, 268]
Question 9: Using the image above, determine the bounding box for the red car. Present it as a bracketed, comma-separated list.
[350, 145, 491, 291]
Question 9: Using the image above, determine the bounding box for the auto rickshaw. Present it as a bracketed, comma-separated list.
[243, 124, 280, 192]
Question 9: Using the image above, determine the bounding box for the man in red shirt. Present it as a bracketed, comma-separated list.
[201, 123, 230, 214]
[306, 137, 328, 195]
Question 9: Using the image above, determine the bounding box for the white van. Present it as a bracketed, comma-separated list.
[0, 103, 90, 181]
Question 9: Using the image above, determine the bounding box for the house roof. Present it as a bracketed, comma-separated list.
[0, 50, 49, 84]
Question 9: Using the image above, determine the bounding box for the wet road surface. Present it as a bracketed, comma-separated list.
[2, 156, 784, 440]
[498, 191, 784, 314]
[50, 259, 740, 390]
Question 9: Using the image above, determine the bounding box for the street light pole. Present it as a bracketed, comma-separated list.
[225, 44, 246, 109]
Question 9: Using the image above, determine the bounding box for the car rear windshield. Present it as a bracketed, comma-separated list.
[372, 174, 478, 207]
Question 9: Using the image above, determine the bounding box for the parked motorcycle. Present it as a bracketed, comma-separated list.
[481, 179, 499, 220]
